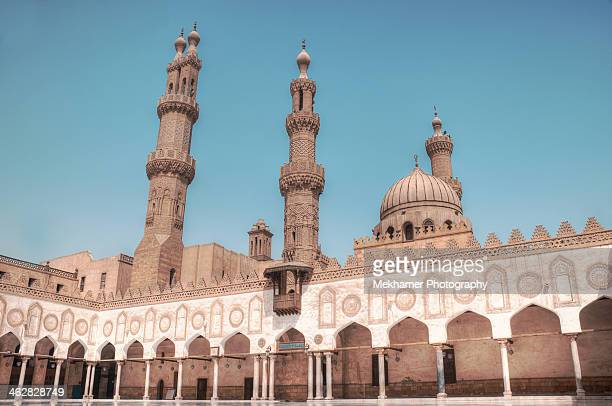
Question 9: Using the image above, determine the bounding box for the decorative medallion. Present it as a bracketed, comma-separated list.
[75, 319, 89, 336]
[191, 312, 205, 329]
[517, 272, 543, 298]
[7, 309, 24, 327]
[103, 321, 113, 337]
[229, 308, 244, 328]
[159, 316, 171, 333]
[454, 290, 476, 305]
[395, 289, 416, 311]
[342, 294, 362, 317]
[587, 264, 611, 290]
[130, 319, 141, 335]
[258, 338, 266, 349]
[314, 334, 323, 345]
[43, 314, 58, 332]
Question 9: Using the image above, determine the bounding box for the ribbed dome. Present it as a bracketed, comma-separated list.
[380, 167, 461, 219]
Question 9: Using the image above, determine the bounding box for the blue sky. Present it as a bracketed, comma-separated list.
[0, 0, 610, 264]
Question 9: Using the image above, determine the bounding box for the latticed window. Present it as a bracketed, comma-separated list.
[79, 277, 86, 292]
[100, 273, 106, 290]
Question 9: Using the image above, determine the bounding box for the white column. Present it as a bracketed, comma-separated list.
[377, 350, 386, 399]
[252, 355, 260, 400]
[82, 362, 91, 400]
[325, 352, 333, 400]
[315, 352, 323, 399]
[569, 334, 586, 398]
[143, 360, 151, 400]
[307, 352, 314, 400]
[268, 354, 276, 400]
[52, 359, 64, 398]
[261, 355, 268, 400]
[175, 358, 183, 400]
[114, 361, 123, 400]
[498, 339, 512, 398]
[88, 363, 96, 399]
[17, 356, 30, 399]
[212, 357, 219, 400]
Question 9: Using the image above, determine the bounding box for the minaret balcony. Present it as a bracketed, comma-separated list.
[146, 149, 196, 184]
[157, 94, 199, 120]
[280, 161, 325, 178]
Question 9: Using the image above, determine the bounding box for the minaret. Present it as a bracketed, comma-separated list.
[248, 219, 273, 261]
[280, 41, 325, 264]
[425, 111, 463, 198]
[131, 25, 203, 288]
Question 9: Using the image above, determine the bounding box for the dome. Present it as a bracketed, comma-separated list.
[296, 41, 311, 78]
[380, 167, 461, 219]
[175, 34, 186, 52]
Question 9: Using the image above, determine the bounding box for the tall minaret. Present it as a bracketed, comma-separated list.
[132, 25, 202, 288]
[280, 42, 325, 265]
[425, 111, 463, 198]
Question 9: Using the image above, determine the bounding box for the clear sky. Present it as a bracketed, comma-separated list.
[0, 0, 610, 265]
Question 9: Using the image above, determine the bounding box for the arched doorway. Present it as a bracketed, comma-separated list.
[275, 328, 307, 400]
[64, 341, 87, 399]
[578, 297, 612, 393]
[388, 317, 435, 397]
[94, 343, 116, 399]
[0, 333, 21, 386]
[222, 333, 251, 400]
[510, 305, 573, 394]
[335, 323, 374, 398]
[446, 311, 499, 396]
[153, 338, 175, 399]
[123, 341, 144, 399]
[187, 335, 212, 400]
[32, 337, 55, 385]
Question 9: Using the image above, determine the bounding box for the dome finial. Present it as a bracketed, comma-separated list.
[296, 39, 311, 79]
[414, 154, 419, 168]
[302, 38, 306, 50]
[175, 28, 187, 56]
[193, 21, 198, 31]
[187, 22, 201, 53]
[180, 28, 184, 37]
[432, 106, 442, 134]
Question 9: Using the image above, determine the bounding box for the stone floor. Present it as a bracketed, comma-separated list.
[3, 397, 612, 406]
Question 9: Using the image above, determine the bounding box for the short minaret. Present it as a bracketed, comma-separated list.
[132, 26, 203, 288]
[279, 41, 325, 265]
[248, 219, 273, 261]
[425, 111, 463, 198]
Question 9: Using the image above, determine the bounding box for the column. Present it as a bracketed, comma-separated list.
[212, 357, 219, 400]
[114, 361, 123, 400]
[377, 349, 386, 399]
[261, 355, 268, 400]
[434, 345, 447, 399]
[498, 340, 512, 398]
[325, 352, 333, 400]
[17, 356, 30, 399]
[315, 352, 323, 399]
[88, 363, 96, 399]
[252, 355, 260, 400]
[569, 334, 586, 398]
[176, 358, 183, 400]
[268, 354, 276, 400]
[52, 359, 64, 398]
[82, 362, 91, 400]
[307, 352, 314, 400]
[143, 359, 151, 400]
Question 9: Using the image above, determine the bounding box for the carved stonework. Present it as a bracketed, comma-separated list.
[486, 266, 510, 312]
[116, 312, 127, 344]
[395, 289, 416, 311]
[319, 288, 336, 328]
[130, 318, 141, 335]
[314, 334, 323, 345]
[75, 319, 89, 336]
[454, 290, 476, 305]
[25, 303, 42, 337]
[210, 301, 223, 338]
[550, 256, 579, 307]
[258, 338, 266, 349]
[248, 296, 262, 333]
[103, 321, 113, 337]
[587, 263, 611, 290]
[229, 307, 244, 328]
[7, 308, 24, 327]
[43, 314, 58, 332]
[144, 309, 156, 342]
[191, 312, 205, 329]
[368, 292, 387, 323]
[159, 315, 171, 333]
[88, 316, 99, 345]
[517, 272, 543, 298]
[59, 310, 74, 342]
[175, 305, 187, 340]
[342, 294, 361, 317]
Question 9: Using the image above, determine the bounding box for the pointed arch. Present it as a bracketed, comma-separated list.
[248, 295, 263, 333]
[115, 311, 127, 344]
[25, 302, 43, 337]
[319, 287, 336, 328]
[59, 309, 74, 342]
[186, 334, 210, 357]
[67, 339, 87, 358]
[388, 316, 429, 344]
[334, 321, 372, 349]
[95, 340, 115, 360]
[210, 300, 223, 338]
[144, 308, 156, 342]
[87, 315, 99, 345]
[276, 327, 306, 352]
[34, 336, 57, 356]
[123, 338, 144, 360]
[222, 331, 250, 355]
[549, 255, 579, 306]
[175, 304, 187, 340]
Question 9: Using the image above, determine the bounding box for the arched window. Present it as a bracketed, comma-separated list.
[423, 219, 434, 233]
[403, 222, 414, 241]
[189, 79, 195, 96]
[386, 226, 395, 239]
[181, 78, 187, 95]
[299, 90, 303, 111]
[167, 83, 173, 94]
[169, 268, 176, 287]
[444, 220, 453, 230]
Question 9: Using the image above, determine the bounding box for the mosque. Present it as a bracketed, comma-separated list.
[0, 26, 610, 402]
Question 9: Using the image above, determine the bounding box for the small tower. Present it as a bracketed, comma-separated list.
[131, 25, 203, 289]
[248, 219, 273, 261]
[425, 111, 463, 198]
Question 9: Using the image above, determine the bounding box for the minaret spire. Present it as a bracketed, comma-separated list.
[425, 110, 463, 199]
[280, 43, 325, 265]
[131, 27, 203, 289]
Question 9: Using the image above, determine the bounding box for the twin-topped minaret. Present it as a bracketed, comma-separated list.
[279, 42, 325, 265]
[132, 25, 202, 288]
[425, 111, 463, 198]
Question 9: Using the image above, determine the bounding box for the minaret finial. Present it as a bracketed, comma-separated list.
[180, 28, 184, 37]
[302, 38, 306, 50]
[296, 39, 311, 79]
[434, 105, 438, 116]
[414, 154, 419, 168]
[193, 21, 197, 31]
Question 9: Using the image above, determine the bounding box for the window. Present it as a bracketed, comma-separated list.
[444, 220, 453, 230]
[403, 222, 414, 241]
[371, 354, 388, 386]
[190, 79, 195, 96]
[28, 278, 36, 288]
[100, 273, 107, 290]
[168, 82, 173, 94]
[169, 268, 176, 287]
[181, 78, 187, 95]
[0, 271, 5, 279]
[299, 90, 303, 111]
[423, 219, 434, 233]
[386, 226, 395, 239]
[79, 277, 86, 292]
[56, 284, 64, 294]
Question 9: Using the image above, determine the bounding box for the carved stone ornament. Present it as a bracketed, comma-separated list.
[103, 321, 113, 337]
[130, 319, 141, 335]
[7, 309, 24, 327]
[454, 290, 476, 305]
[191, 312, 205, 329]
[258, 338, 266, 349]
[159, 316, 171, 333]
[314, 334, 323, 345]
[587, 264, 611, 290]
[395, 289, 416, 311]
[229, 307, 244, 328]
[75, 319, 89, 336]
[43, 314, 58, 332]
[517, 272, 543, 299]
[342, 294, 361, 317]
